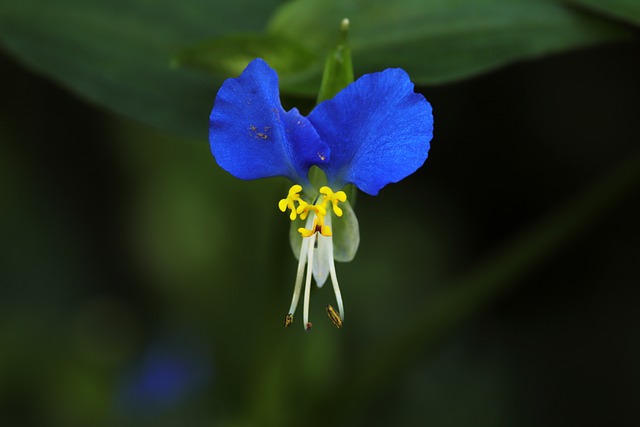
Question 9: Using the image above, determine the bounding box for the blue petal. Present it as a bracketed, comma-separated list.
[308, 68, 433, 195]
[210, 59, 329, 183]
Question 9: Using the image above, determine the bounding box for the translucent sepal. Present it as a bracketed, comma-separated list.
[331, 199, 359, 262]
[289, 213, 309, 261]
[289, 202, 359, 263]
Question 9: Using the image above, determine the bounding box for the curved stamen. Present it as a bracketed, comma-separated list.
[324, 213, 345, 323]
[329, 255, 344, 322]
[285, 227, 311, 327]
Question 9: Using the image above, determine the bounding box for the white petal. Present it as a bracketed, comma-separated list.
[313, 230, 332, 288]
[312, 212, 337, 288]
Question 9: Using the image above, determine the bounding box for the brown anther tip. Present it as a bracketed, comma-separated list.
[326, 304, 343, 328]
[305, 322, 313, 331]
[284, 313, 294, 328]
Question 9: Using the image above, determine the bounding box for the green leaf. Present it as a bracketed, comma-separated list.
[0, 0, 282, 139]
[0, 0, 631, 138]
[173, 33, 318, 80]
[316, 18, 354, 104]
[565, 0, 640, 27]
[268, 0, 631, 94]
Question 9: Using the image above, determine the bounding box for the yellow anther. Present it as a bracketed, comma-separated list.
[279, 185, 344, 237]
[296, 199, 310, 219]
[319, 186, 347, 217]
[297, 205, 332, 237]
[279, 184, 303, 220]
[297, 201, 326, 221]
[298, 226, 317, 238]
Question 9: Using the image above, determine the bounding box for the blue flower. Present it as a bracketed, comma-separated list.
[209, 58, 433, 330]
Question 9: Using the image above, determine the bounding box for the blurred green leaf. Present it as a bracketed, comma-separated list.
[268, 0, 631, 94]
[174, 33, 317, 79]
[0, 0, 282, 139]
[565, 0, 640, 27]
[0, 0, 632, 139]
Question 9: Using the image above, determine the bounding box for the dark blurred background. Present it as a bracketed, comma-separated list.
[1, 1, 640, 426]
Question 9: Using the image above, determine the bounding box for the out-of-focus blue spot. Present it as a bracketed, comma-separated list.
[115, 334, 213, 416]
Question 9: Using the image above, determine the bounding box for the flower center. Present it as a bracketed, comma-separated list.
[278, 184, 347, 238]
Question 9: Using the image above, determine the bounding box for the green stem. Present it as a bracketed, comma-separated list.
[316, 18, 354, 104]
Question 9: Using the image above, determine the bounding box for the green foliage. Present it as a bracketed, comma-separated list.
[268, 0, 630, 92]
[566, 0, 640, 27]
[0, 0, 633, 139]
[0, 0, 283, 138]
[173, 33, 317, 82]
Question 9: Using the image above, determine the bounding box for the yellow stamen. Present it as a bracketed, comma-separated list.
[320, 186, 347, 217]
[278, 184, 303, 220]
[279, 184, 347, 238]
[298, 211, 332, 237]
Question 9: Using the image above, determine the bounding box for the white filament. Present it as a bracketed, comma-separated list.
[303, 233, 315, 330]
[287, 235, 309, 316]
